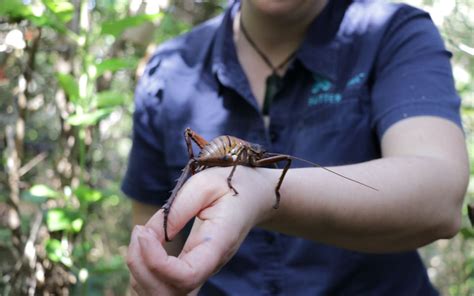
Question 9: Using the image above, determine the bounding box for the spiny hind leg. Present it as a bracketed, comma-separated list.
[273, 158, 292, 209]
[162, 159, 195, 242]
[252, 155, 292, 209]
[185, 128, 208, 149]
[184, 128, 208, 175]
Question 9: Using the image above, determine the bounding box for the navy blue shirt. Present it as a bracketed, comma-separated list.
[122, 0, 461, 294]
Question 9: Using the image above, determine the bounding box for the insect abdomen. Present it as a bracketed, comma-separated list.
[198, 135, 246, 162]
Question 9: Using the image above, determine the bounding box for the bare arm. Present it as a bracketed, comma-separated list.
[127, 116, 469, 293]
[262, 116, 469, 252]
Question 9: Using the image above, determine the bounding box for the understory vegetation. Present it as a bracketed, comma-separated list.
[0, 0, 472, 294]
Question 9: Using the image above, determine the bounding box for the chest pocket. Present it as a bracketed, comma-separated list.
[292, 90, 378, 166]
[302, 98, 364, 130]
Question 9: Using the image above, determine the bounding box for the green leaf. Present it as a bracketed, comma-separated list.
[66, 108, 113, 126]
[155, 13, 191, 44]
[0, 0, 33, 18]
[22, 184, 59, 203]
[46, 209, 71, 232]
[0, 229, 12, 246]
[461, 105, 474, 117]
[74, 185, 103, 204]
[46, 208, 83, 233]
[95, 58, 139, 77]
[72, 242, 92, 259]
[460, 227, 474, 239]
[31, 184, 59, 198]
[101, 13, 162, 37]
[46, 239, 63, 262]
[93, 256, 126, 273]
[95, 91, 130, 108]
[42, 0, 74, 23]
[0, 0, 71, 33]
[71, 218, 84, 232]
[46, 238, 73, 266]
[57, 73, 79, 102]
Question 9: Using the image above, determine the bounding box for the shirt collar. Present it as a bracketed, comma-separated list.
[212, 2, 257, 108]
[296, 0, 352, 82]
[212, 2, 239, 71]
[212, 0, 352, 88]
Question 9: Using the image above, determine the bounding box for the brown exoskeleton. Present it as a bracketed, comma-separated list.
[162, 128, 378, 241]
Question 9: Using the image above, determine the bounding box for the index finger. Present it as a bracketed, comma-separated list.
[145, 170, 230, 241]
[140, 216, 242, 290]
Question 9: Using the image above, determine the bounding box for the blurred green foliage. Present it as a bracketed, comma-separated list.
[0, 0, 472, 295]
[0, 0, 222, 294]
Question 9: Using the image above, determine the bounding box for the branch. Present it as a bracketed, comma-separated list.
[18, 152, 48, 177]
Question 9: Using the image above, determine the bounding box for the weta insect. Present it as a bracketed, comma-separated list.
[162, 128, 378, 241]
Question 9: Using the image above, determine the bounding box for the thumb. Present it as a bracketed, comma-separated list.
[146, 170, 230, 241]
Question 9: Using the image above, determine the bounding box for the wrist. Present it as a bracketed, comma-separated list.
[200, 166, 284, 232]
[251, 167, 284, 227]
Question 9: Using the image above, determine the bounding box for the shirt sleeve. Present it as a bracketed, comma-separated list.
[121, 53, 172, 205]
[371, 5, 462, 139]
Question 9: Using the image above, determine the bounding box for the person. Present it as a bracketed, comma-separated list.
[122, 0, 469, 294]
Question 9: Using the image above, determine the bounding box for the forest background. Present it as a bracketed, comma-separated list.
[0, 0, 473, 295]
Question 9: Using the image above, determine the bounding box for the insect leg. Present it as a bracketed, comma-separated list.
[162, 158, 195, 242]
[185, 128, 209, 175]
[253, 155, 292, 209]
[225, 146, 247, 195]
[273, 158, 291, 209]
[227, 165, 239, 195]
[265, 153, 378, 191]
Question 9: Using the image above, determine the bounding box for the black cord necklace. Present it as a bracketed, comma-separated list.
[239, 16, 297, 115]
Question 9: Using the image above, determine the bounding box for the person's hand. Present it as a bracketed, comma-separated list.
[127, 166, 280, 295]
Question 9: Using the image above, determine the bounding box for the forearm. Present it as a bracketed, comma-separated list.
[261, 155, 468, 253]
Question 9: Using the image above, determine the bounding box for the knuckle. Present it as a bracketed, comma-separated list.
[147, 260, 162, 275]
[126, 255, 136, 270]
[185, 174, 213, 201]
[180, 270, 200, 291]
[164, 267, 199, 292]
[192, 170, 227, 198]
[189, 171, 210, 188]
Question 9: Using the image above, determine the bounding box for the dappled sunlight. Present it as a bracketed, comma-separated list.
[339, 1, 397, 36]
[0, 0, 472, 294]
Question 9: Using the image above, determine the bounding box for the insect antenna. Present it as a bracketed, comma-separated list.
[266, 153, 378, 191]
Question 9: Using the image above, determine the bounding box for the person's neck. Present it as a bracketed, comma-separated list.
[236, 0, 328, 61]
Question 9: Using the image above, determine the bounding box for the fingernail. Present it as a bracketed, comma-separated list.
[131, 225, 140, 239]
